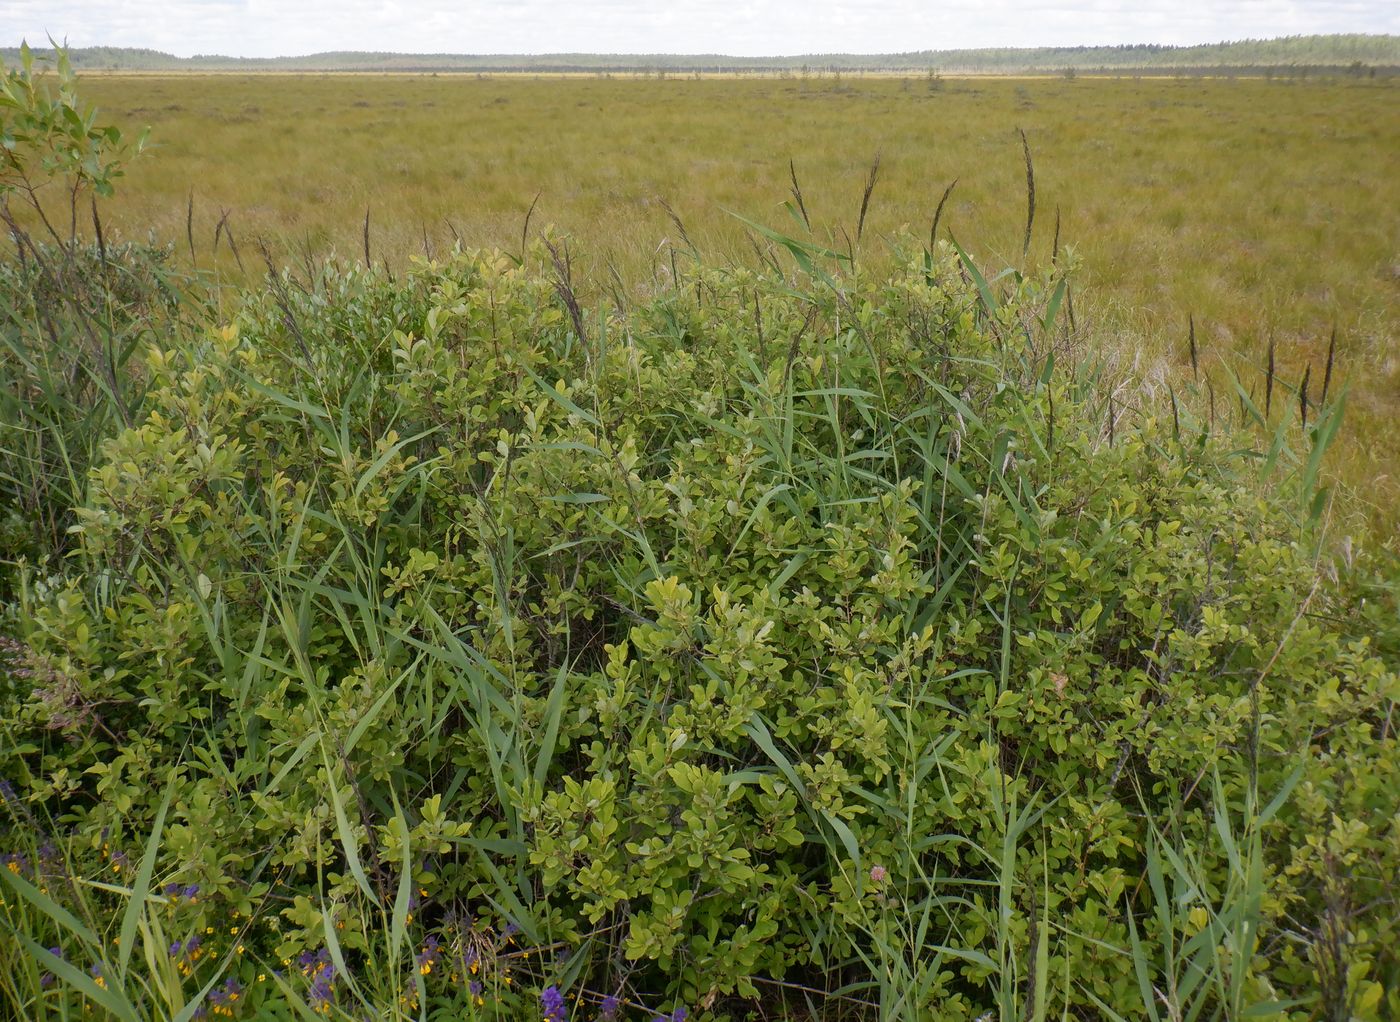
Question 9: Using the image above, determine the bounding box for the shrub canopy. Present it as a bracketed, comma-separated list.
[1, 229, 1397, 1019]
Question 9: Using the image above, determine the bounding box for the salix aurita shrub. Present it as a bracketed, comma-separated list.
[2, 233, 1396, 1020]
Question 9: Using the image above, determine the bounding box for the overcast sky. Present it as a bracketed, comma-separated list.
[3, 1, 1396, 57]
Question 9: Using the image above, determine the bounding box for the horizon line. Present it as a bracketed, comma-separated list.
[6, 32, 1398, 63]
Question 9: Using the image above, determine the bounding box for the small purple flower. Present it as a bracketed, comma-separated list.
[168, 940, 183, 956]
[182, 884, 200, 900]
[541, 984, 568, 1022]
[40, 947, 61, 988]
[415, 934, 440, 975]
[209, 977, 242, 1010]
[599, 994, 620, 1019]
[672, 1010, 688, 1022]
[304, 948, 336, 1010]
[309, 974, 335, 1009]
[163, 883, 181, 897]
[469, 980, 483, 997]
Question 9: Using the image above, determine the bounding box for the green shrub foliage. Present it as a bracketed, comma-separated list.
[2, 240, 1397, 1021]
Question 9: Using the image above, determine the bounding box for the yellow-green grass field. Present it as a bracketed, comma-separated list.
[76, 72, 1400, 523]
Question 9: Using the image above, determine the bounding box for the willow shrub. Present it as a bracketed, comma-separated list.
[2, 238, 1397, 1021]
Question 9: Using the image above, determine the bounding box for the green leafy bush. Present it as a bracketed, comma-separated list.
[2, 228, 1396, 1022]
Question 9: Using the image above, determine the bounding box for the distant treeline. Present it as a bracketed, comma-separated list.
[3, 34, 1399, 74]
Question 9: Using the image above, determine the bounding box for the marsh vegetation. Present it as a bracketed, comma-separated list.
[2, 48, 1398, 1022]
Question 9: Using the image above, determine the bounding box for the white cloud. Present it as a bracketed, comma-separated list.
[2, 0, 1396, 57]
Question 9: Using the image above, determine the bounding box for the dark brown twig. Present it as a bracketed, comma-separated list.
[1321, 327, 1336, 407]
[1188, 315, 1198, 380]
[856, 153, 880, 244]
[521, 190, 541, 259]
[930, 177, 958, 251]
[89, 195, 107, 269]
[185, 190, 197, 269]
[788, 159, 810, 230]
[1299, 364, 1311, 433]
[1018, 128, 1035, 259]
[1265, 337, 1276, 418]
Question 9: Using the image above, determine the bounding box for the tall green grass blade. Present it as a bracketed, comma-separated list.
[1, 868, 101, 946]
[948, 234, 999, 315]
[319, 743, 379, 905]
[116, 781, 172, 978]
[534, 662, 570, 790]
[15, 936, 140, 1022]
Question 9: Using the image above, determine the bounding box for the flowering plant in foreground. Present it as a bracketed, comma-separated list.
[542, 984, 568, 1022]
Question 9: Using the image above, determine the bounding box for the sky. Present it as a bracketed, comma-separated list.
[3, 0, 1397, 58]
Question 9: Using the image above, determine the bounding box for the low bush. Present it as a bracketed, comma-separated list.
[2, 230, 1397, 1020]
